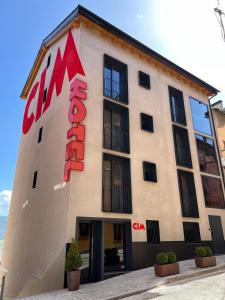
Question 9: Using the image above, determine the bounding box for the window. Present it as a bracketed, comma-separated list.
[201, 175, 225, 208]
[190, 98, 212, 136]
[140, 113, 154, 132]
[146, 220, 160, 244]
[79, 223, 90, 238]
[177, 170, 199, 218]
[183, 222, 201, 243]
[143, 162, 157, 182]
[139, 71, 150, 89]
[47, 54, 51, 68]
[32, 171, 38, 189]
[104, 54, 128, 104]
[113, 224, 123, 240]
[195, 134, 219, 175]
[173, 125, 192, 168]
[43, 88, 47, 103]
[103, 100, 129, 153]
[38, 127, 43, 144]
[169, 86, 186, 125]
[102, 154, 132, 213]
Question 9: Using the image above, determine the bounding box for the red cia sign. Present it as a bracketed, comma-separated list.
[132, 223, 145, 230]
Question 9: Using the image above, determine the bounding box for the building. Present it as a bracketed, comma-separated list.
[211, 100, 225, 173]
[2, 5, 225, 298]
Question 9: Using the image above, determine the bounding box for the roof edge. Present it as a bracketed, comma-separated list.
[20, 4, 219, 99]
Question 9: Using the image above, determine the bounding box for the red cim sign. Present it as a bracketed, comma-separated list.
[132, 223, 145, 230]
[22, 30, 85, 134]
[64, 79, 87, 181]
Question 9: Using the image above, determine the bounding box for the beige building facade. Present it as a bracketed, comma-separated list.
[211, 100, 225, 174]
[2, 5, 225, 298]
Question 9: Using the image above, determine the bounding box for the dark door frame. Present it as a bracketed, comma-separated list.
[208, 215, 225, 254]
[76, 217, 132, 282]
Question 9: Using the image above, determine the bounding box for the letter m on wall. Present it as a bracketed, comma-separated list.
[43, 30, 85, 113]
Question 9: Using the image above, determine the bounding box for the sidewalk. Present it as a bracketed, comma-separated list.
[19, 255, 225, 300]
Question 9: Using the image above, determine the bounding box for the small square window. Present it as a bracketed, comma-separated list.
[47, 54, 51, 68]
[143, 162, 157, 182]
[38, 127, 43, 144]
[146, 220, 160, 244]
[183, 222, 201, 243]
[139, 71, 150, 89]
[32, 171, 38, 189]
[43, 88, 47, 103]
[141, 113, 153, 132]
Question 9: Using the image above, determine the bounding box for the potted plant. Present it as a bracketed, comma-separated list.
[195, 246, 216, 268]
[154, 251, 180, 277]
[65, 239, 82, 291]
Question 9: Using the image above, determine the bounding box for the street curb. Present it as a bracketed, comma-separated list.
[104, 263, 225, 300]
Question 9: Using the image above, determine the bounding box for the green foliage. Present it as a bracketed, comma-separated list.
[167, 251, 177, 263]
[205, 246, 213, 257]
[156, 251, 178, 265]
[65, 239, 82, 271]
[195, 246, 213, 257]
[156, 252, 168, 265]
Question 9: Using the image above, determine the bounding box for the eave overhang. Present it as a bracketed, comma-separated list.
[20, 5, 219, 100]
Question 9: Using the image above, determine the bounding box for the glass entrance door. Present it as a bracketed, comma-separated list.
[104, 222, 126, 279]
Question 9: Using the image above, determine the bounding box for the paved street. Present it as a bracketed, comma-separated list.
[17, 255, 225, 300]
[125, 271, 225, 299]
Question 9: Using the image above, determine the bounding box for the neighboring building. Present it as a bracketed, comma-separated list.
[211, 100, 225, 173]
[2, 5, 225, 298]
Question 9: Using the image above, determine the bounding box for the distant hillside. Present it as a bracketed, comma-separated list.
[0, 215, 8, 240]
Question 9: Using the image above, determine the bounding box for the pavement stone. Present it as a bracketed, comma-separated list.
[18, 255, 225, 300]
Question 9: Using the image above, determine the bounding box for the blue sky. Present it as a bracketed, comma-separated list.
[0, 0, 225, 216]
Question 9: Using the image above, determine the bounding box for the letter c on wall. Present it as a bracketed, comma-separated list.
[22, 82, 39, 134]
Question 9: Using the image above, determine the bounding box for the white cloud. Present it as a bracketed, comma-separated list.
[0, 190, 12, 216]
[136, 13, 144, 19]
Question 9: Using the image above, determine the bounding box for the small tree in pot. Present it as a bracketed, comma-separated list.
[65, 239, 82, 291]
[195, 246, 216, 268]
[154, 251, 180, 277]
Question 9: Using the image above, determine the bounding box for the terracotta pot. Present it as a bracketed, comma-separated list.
[154, 262, 180, 277]
[195, 256, 216, 268]
[67, 270, 80, 291]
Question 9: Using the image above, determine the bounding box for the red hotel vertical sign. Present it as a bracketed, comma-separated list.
[64, 79, 87, 181]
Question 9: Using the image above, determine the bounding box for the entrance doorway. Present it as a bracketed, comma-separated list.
[104, 223, 126, 279]
[77, 218, 131, 283]
[208, 215, 225, 254]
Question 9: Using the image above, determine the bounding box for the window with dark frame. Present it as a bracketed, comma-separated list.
[47, 54, 51, 68]
[146, 220, 160, 244]
[143, 162, 157, 182]
[38, 127, 43, 144]
[103, 100, 130, 153]
[195, 134, 219, 176]
[139, 71, 150, 89]
[190, 97, 212, 136]
[79, 223, 90, 238]
[103, 54, 128, 104]
[177, 170, 199, 218]
[32, 171, 38, 189]
[183, 222, 201, 243]
[113, 224, 123, 240]
[43, 88, 47, 103]
[201, 175, 225, 209]
[102, 154, 132, 213]
[173, 125, 192, 168]
[140, 113, 154, 132]
[168, 86, 186, 125]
